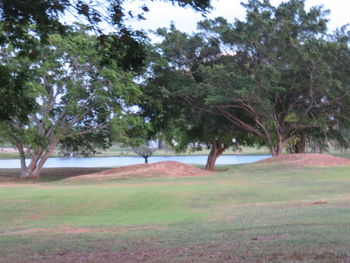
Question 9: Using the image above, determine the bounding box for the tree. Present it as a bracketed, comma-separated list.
[0, 25, 140, 178]
[0, 0, 211, 41]
[0, 23, 39, 122]
[0, 0, 211, 52]
[139, 25, 256, 170]
[165, 113, 252, 171]
[142, 0, 350, 159]
[0, 1, 212, 123]
[132, 145, 157, 164]
[194, 0, 350, 156]
[0, 64, 36, 122]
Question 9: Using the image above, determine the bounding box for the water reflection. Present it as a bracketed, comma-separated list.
[0, 155, 271, 169]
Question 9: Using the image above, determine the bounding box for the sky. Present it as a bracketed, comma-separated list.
[123, 0, 349, 40]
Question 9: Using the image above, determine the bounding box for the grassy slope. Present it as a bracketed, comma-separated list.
[0, 164, 350, 262]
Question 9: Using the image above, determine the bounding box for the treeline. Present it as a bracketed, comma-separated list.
[140, 0, 350, 170]
[0, 0, 349, 177]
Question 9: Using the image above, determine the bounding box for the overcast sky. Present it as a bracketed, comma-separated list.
[123, 0, 349, 40]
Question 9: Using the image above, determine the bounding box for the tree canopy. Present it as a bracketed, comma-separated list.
[142, 0, 350, 159]
[0, 24, 140, 178]
[196, 0, 350, 156]
[0, 0, 212, 123]
[0, 0, 211, 40]
[139, 24, 258, 170]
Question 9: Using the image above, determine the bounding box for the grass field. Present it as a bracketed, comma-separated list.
[0, 163, 350, 262]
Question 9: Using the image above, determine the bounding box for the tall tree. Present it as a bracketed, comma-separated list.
[0, 25, 140, 178]
[140, 25, 256, 170]
[195, 0, 350, 156]
[143, 0, 350, 159]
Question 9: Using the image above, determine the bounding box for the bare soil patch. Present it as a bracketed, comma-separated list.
[1, 225, 167, 238]
[4, 244, 349, 263]
[256, 153, 350, 167]
[65, 161, 210, 182]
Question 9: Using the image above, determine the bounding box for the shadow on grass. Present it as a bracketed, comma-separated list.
[0, 167, 109, 183]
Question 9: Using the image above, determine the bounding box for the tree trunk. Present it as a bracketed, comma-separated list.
[16, 143, 28, 177]
[20, 152, 49, 178]
[270, 135, 286, 157]
[293, 134, 306, 153]
[205, 141, 225, 171]
[270, 147, 277, 157]
[144, 156, 148, 164]
[19, 138, 58, 179]
[158, 139, 163, 150]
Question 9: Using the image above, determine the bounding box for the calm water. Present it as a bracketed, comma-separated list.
[0, 155, 271, 169]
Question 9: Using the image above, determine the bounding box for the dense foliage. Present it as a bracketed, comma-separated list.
[142, 0, 350, 160]
[0, 0, 211, 123]
[0, 0, 211, 177]
[140, 24, 258, 170]
[0, 25, 140, 178]
[198, 0, 350, 155]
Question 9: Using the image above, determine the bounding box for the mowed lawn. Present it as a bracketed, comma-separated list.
[0, 163, 350, 262]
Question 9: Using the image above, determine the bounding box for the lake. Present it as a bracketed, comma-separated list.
[0, 155, 271, 169]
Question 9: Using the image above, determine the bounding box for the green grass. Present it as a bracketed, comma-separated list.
[0, 163, 350, 262]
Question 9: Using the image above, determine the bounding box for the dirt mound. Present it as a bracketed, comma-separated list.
[65, 161, 210, 182]
[256, 153, 350, 167]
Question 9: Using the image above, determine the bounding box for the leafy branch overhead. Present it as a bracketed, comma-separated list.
[0, 0, 211, 123]
[0, 0, 211, 46]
